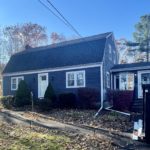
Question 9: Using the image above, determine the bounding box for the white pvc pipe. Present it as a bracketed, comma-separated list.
[105, 107, 131, 116]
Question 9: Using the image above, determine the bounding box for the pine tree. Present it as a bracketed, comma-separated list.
[15, 80, 31, 107]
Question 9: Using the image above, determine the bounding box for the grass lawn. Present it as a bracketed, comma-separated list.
[0, 122, 69, 150]
[0, 120, 115, 150]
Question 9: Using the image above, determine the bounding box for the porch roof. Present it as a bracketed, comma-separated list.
[111, 62, 150, 72]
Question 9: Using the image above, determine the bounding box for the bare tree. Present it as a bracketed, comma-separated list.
[3, 23, 48, 56]
[50, 32, 66, 44]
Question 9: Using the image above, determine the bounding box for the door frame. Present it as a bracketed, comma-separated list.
[138, 70, 150, 98]
[38, 73, 48, 98]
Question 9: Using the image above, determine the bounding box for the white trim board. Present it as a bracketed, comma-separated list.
[100, 65, 103, 104]
[3, 63, 102, 77]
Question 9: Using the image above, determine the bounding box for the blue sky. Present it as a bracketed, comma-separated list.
[0, 0, 150, 41]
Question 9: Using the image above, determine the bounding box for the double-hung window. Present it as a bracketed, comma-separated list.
[66, 70, 85, 88]
[11, 76, 24, 90]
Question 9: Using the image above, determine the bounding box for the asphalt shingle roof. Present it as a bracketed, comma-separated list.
[111, 62, 150, 71]
[3, 32, 111, 74]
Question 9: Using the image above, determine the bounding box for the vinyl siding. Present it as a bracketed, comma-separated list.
[3, 67, 101, 101]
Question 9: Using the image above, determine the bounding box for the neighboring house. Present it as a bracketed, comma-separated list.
[2, 32, 118, 108]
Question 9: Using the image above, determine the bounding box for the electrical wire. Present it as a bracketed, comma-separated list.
[38, 0, 82, 37]
[46, 0, 82, 37]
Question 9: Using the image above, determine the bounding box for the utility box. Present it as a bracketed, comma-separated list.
[142, 84, 150, 144]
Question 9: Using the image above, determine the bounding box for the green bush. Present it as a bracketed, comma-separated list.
[44, 82, 55, 100]
[36, 82, 56, 111]
[15, 80, 31, 107]
[0, 95, 14, 109]
[44, 82, 56, 105]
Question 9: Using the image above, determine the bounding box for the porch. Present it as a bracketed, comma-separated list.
[111, 62, 150, 112]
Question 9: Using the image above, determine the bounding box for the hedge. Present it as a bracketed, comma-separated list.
[107, 90, 133, 111]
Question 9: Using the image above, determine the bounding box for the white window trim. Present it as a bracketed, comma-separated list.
[66, 70, 85, 88]
[11, 76, 24, 91]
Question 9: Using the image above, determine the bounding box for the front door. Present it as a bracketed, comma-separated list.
[38, 73, 48, 98]
[138, 71, 150, 98]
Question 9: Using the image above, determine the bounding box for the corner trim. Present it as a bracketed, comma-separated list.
[100, 64, 103, 104]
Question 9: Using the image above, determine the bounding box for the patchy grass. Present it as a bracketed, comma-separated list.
[0, 121, 116, 150]
[0, 122, 69, 150]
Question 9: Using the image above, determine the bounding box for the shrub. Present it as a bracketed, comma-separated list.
[44, 82, 55, 101]
[0, 95, 15, 109]
[35, 99, 53, 111]
[107, 90, 133, 111]
[78, 88, 100, 109]
[59, 93, 76, 109]
[36, 82, 56, 111]
[15, 80, 31, 107]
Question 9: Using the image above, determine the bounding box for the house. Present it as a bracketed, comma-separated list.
[111, 62, 150, 111]
[2, 32, 118, 108]
[111, 62, 150, 97]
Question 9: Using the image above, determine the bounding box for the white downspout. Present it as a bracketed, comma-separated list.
[94, 64, 103, 118]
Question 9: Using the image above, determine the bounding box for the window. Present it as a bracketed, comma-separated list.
[106, 72, 110, 88]
[66, 71, 85, 88]
[108, 44, 112, 54]
[114, 73, 134, 90]
[11, 76, 24, 90]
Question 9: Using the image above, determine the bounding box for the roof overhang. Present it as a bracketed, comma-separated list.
[111, 66, 150, 73]
[2, 62, 102, 77]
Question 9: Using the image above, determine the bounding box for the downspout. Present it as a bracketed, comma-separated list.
[94, 33, 112, 118]
[105, 107, 130, 116]
[94, 64, 103, 118]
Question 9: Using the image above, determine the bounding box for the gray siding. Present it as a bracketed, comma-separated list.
[3, 66, 101, 100]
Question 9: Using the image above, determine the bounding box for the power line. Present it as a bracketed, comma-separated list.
[38, 0, 73, 30]
[38, 0, 82, 37]
[46, 0, 82, 37]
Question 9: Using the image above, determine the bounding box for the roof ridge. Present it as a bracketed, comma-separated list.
[14, 32, 112, 55]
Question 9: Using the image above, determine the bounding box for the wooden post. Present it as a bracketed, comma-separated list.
[30, 91, 33, 130]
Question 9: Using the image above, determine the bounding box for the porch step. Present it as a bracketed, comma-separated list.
[132, 99, 143, 113]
